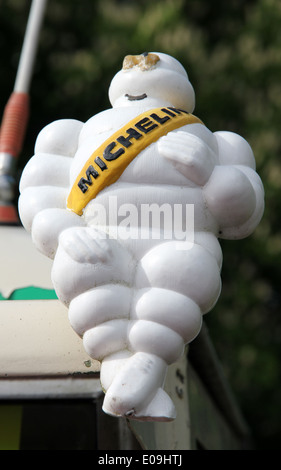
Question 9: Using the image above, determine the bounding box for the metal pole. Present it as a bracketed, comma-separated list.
[14, 0, 48, 94]
[0, 0, 47, 223]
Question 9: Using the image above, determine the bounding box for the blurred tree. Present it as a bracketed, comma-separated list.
[1, 0, 280, 449]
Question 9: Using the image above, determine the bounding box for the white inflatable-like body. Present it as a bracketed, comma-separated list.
[19, 53, 264, 421]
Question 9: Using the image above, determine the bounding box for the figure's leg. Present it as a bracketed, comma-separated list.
[133, 287, 202, 345]
[135, 240, 221, 314]
[68, 284, 132, 337]
[102, 240, 221, 420]
[102, 287, 202, 421]
[54, 227, 137, 392]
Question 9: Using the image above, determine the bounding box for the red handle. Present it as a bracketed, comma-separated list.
[0, 92, 29, 158]
[0, 204, 19, 224]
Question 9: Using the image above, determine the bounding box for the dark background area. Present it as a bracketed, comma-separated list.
[1, 0, 280, 450]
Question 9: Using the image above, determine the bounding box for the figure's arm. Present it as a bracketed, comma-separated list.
[203, 131, 264, 239]
[19, 119, 86, 258]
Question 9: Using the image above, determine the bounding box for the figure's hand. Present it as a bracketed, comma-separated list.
[56, 226, 136, 288]
[158, 131, 217, 186]
[59, 227, 113, 264]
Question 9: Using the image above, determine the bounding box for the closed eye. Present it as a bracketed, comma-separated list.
[125, 93, 147, 101]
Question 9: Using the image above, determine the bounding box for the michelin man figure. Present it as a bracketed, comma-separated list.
[19, 52, 264, 421]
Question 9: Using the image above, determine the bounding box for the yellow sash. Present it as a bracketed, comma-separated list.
[67, 107, 203, 215]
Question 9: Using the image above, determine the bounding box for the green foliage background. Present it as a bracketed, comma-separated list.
[1, 0, 280, 449]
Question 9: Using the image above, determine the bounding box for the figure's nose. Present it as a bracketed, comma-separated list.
[122, 53, 160, 71]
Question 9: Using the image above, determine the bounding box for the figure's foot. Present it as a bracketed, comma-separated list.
[101, 352, 176, 421]
[102, 386, 176, 422]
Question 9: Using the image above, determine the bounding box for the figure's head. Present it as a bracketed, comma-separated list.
[108, 52, 195, 112]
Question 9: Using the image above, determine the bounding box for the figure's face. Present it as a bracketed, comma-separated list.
[108, 52, 195, 112]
